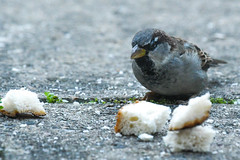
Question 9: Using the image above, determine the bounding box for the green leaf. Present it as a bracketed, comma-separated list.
[0, 98, 3, 109]
[44, 92, 62, 103]
[210, 97, 236, 104]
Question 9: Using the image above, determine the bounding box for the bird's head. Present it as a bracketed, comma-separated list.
[131, 29, 169, 60]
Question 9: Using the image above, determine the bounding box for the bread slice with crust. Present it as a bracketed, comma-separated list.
[169, 93, 211, 131]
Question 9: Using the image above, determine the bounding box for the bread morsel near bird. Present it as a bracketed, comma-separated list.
[114, 101, 171, 136]
[169, 92, 212, 131]
[163, 126, 216, 152]
[164, 93, 215, 152]
[0, 88, 46, 117]
[131, 28, 226, 97]
[114, 94, 216, 152]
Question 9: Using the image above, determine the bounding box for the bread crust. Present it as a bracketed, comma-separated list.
[0, 109, 46, 117]
[0, 110, 18, 117]
[114, 108, 123, 133]
[114, 101, 140, 133]
[169, 111, 209, 131]
[32, 110, 46, 116]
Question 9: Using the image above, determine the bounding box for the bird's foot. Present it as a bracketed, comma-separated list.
[142, 92, 192, 105]
[142, 92, 162, 101]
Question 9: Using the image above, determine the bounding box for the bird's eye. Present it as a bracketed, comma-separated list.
[149, 37, 158, 49]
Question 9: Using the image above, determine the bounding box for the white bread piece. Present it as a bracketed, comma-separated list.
[115, 101, 171, 136]
[0, 88, 46, 117]
[169, 93, 212, 131]
[163, 126, 216, 152]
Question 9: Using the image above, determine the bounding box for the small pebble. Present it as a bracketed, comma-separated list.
[87, 126, 93, 130]
[12, 68, 20, 72]
[83, 130, 89, 133]
[234, 99, 240, 105]
[20, 124, 27, 128]
[88, 106, 92, 110]
[75, 91, 81, 95]
[115, 133, 122, 137]
[160, 151, 170, 157]
[213, 33, 225, 39]
[73, 101, 80, 106]
[97, 78, 102, 84]
[101, 126, 110, 130]
[62, 99, 69, 103]
[95, 110, 101, 115]
[206, 119, 214, 124]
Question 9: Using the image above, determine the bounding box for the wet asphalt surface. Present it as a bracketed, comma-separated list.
[0, 0, 239, 159]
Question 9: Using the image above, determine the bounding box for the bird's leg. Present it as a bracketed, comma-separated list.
[142, 91, 193, 105]
[142, 91, 163, 101]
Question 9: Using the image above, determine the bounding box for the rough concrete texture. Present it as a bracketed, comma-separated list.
[0, 0, 239, 159]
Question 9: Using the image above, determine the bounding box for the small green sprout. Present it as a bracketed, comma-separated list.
[113, 99, 120, 104]
[149, 98, 173, 104]
[128, 97, 137, 102]
[88, 98, 108, 104]
[150, 100, 160, 104]
[0, 98, 3, 110]
[44, 92, 63, 103]
[210, 97, 236, 104]
[102, 101, 106, 104]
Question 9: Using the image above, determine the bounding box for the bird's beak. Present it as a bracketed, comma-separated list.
[131, 45, 146, 59]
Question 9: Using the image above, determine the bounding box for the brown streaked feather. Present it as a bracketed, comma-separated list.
[167, 36, 226, 71]
[198, 50, 214, 71]
[198, 50, 227, 71]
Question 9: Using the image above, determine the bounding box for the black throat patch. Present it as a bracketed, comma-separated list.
[135, 56, 155, 76]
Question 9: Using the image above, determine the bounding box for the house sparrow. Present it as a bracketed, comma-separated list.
[131, 28, 226, 98]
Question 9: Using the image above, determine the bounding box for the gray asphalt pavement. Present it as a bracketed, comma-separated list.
[0, 0, 239, 159]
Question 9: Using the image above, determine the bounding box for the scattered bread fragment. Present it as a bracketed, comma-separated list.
[0, 88, 46, 117]
[169, 93, 212, 131]
[163, 126, 216, 152]
[115, 101, 171, 136]
[138, 133, 154, 141]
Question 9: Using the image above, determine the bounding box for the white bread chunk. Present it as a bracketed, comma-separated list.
[0, 88, 46, 117]
[115, 101, 171, 136]
[163, 126, 216, 152]
[169, 93, 211, 131]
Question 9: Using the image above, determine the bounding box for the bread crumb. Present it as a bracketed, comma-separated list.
[138, 133, 154, 141]
[20, 124, 27, 128]
[115, 133, 122, 137]
[102, 126, 110, 130]
[0, 88, 46, 117]
[115, 101, 171, 136]
[169, 93, 211, 131]
[163, 126, 216, 152]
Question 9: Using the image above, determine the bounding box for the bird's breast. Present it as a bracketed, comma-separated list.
[132, 54, 208, 96]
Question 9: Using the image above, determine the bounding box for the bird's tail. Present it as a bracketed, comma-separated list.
[210, 58, 227, 67]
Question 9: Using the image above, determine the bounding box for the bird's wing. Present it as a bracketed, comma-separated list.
[171, 37, 226, 71]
